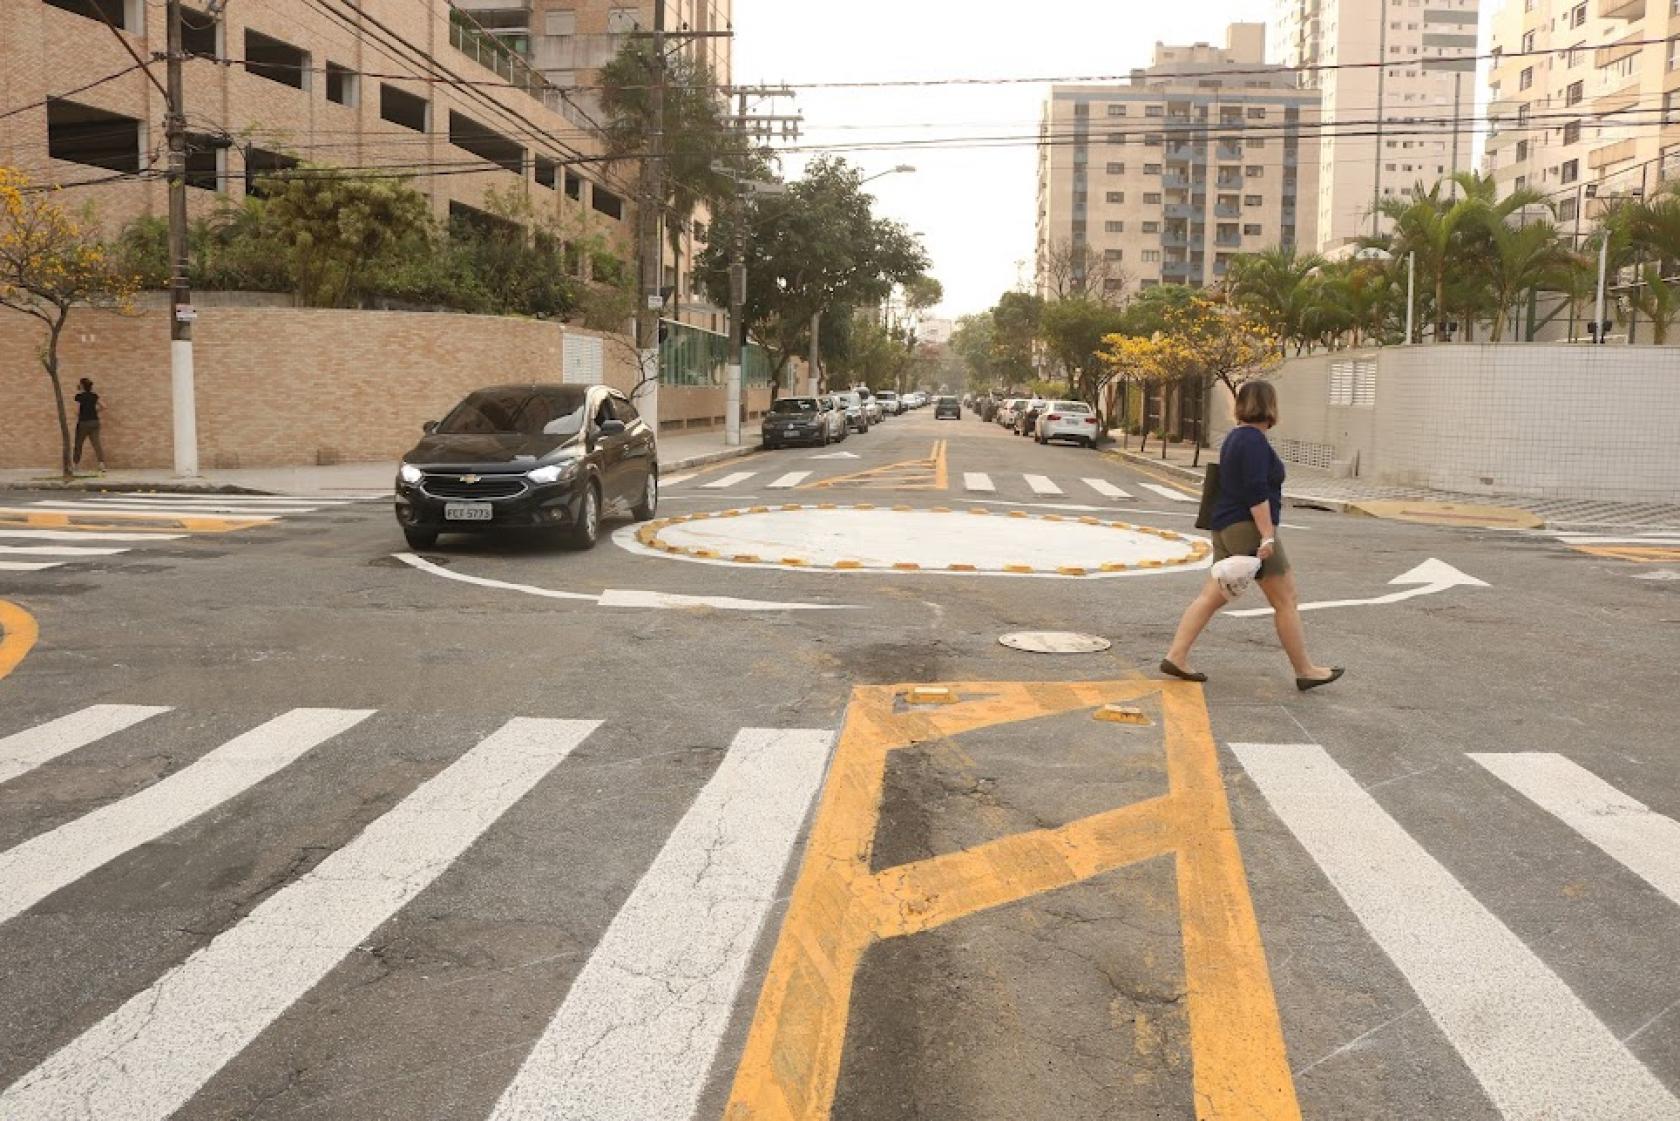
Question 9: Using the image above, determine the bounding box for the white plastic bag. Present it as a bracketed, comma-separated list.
[1212, 554, 1263, 601]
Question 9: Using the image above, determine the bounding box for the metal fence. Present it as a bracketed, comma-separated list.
[659, 320, 775, 388]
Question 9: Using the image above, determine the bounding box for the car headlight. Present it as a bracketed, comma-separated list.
[398, 464, 424, 485]
[527, 459, 581, 486]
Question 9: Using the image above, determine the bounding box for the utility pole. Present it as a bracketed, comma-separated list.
[809, 311, 821, 397]
[635, 2, 666, 430]
[724, 89, 748, 447]
[165, 0, 198, 477]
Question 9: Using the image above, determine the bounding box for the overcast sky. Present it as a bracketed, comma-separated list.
[731, 0, 1492, 319]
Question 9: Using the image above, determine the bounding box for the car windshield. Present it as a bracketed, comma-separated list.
[1052, 401, 1091, 413]
[837, 394, 859, 407]
[771, 398, 820, 414]
[938, 396, 957, 404]
[436, 387, 587, 437]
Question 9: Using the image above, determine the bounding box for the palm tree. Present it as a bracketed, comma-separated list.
[1226, 246, 1325, 353]
[1625, 264, 1679, 344]
[1479, 218, 1583, 342]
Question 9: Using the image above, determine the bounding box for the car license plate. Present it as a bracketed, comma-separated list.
[444, 502, 493, 521]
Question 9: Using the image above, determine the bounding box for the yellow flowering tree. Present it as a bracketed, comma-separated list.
[0, 168, 139, 478]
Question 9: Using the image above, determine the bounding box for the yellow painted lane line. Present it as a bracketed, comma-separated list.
[932, 439, 949, 490]
[1573, 545, 1680, 563]
[0, 512, 266, 534]
[0, 600, 40, 682]
[726, 678, 1298, 1121]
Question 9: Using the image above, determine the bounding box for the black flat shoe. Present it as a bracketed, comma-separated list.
[1297, 667, 1345, 692]
[1160, 658, 1208, 683]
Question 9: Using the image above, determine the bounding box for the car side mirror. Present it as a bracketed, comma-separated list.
[598, 419, 627, 438]
[422, 420, 438, 434]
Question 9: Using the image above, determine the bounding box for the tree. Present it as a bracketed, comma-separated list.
[694, 156, 928, 381]
[1226, 245, 1326, 352]
[1038, 237, 1125, 304]
[259, 165, 434, 307]
[1625, 263, 1680, 345]
[0, 168, 140, 479]
[990, 291, 1043, 382]
[949, 311, 1000, 390]
[1038, 297, 1127, 407]
[1480, 217, 1583, 342]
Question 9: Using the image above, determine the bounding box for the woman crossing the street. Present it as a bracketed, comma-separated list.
[1159, 380, 1344, 692]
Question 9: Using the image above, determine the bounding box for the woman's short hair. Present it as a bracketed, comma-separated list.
[1234, 380, 1279, 427]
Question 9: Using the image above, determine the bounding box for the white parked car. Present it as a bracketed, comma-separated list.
[995, 398, 1024, 427]
[876, 390, 902, 415]
[855, 387, 884, 424]
[1035, 400, 1102, 448]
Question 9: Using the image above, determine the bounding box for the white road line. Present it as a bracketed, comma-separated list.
[0, 705, 171, 788]
[963, 472, 996, 493]
[1472, 753, 1680, 907]
[659, 473, 697, 487]
[75, 499, 318, 515]
[768, 471, 813, 489]
[700, 472, 755, 490]
[1233, 742, 1680, 1121]
[0, 716, 599, 1121]
[1083, 478, 1133, 500]
[0, 544, 129, 557]
[1550, 535, 1680, 546]
[491, 726, 831, 1121]
[80, 494, 351, 507]
[8, 505, 278, 522]
[0, 529, 187, 542]
[0, 707, 374, 927]
[1024, 474, 1064, 496]
[0, 561, 62, 572]
[1137, 482, 1196, 503]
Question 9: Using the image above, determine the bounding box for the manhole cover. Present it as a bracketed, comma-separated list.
[998, 631, 1112, 654]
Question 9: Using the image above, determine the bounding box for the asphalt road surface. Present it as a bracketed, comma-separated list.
[1, 406, 1677, 1121]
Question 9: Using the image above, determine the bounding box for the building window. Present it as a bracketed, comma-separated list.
[565, 171, 583, 200]
[534, 156, 558, 189]
[44, 0, 136, 29]
[1106, 191, 1124, 203]
[1571, 2, 1587, 26]
[245, 147, 299, 198]
[46, 99, 141, 173]
[180, 6, 218, 57]
[1106, 162, 1125, 174]
[1105, 220, 1124, 232]
[1243, 194, 1263, 206]
[325, 63, 358, 107]
[1247, 107, 1266, 119]
[1141, 250, 1162, 263]
[1243, 223, 1262, 236]
[1107, 104, 1127, 117]
[592, 185, 624, 220]
[1107, 132, 1127, 145]
[449, 111, 524, 174]
[1104, 249, 1124, 261]
[184, 132, 224, 190]
[1559, 197, 1578, 222]
[1245, 165, 1263, 178]
[1144, 134, 1163, 146]
[1561, 159, 1578, 183]
[1143, 192, 1162, 204]
[1145, 105, 1165, 117]
[1519, 67, 1533, 91]
[1143, 162, 1162, 174]
[1141, 221, 1161, 233]
[1515, 139, 1529, 161]
[1563, 120, 1581, 144]
[1074, 103, 1090, 118]
[380, 84, 429, 132]
[1565, 81, 1583, 106]
[244, 29, 310, 90]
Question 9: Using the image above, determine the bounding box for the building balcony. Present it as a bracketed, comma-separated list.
[1215, 234, 1243, 248]
[1162, 230, 1189, 248]
[1215, 145, 1243, 161]
[1162, 260, 1197, 280]
[1165, 146, 1205, 163]
[1597, 0, 1644, 18]
[1214, 203, 1240, 218]
[1162, 172, 1191, 190]
[1165, 202, 1201, 220]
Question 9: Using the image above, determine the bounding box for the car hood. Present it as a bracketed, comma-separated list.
[404, 432, 580, 469]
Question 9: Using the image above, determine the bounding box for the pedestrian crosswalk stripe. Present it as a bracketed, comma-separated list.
[1138, 482, 1196, 503]
[10, 505, 280, 522]
[660, 473, 696, 487]
[0, 529, 187, 542]
[1472, 753, 1680, 908]
[701, 472, 755, 490]
[491, 727, 831, 1121]
[73, 498, 320, 515]
[962, 472, 995, 493]
[0, 707, 374, 927]
[0, 716, 599, 1121]
[1233, 742, 1680, 1121]
[1024, 474, 1063, 496]
[0, 544, 129, 557]
[0, 704, 171, 788]
[0, 561, 62, 572]
[768, 471, 813, 489]
[1083, 478, 1133, 500]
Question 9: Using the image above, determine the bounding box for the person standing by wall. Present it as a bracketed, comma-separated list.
[1160, 380, 1344, 692]
[72, 378, 106, 475]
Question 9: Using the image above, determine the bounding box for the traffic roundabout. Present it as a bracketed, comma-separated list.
[616, 503, 1211, 578]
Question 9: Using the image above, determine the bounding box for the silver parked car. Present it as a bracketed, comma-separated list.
[817, 395, 849, 442]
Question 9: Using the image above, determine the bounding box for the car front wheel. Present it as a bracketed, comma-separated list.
[402, 527, 438, 550]
[632, 470, 658, 521]
[566, 483, 601, 549]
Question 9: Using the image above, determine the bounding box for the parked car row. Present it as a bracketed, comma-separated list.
[984, 394, 1101, 448]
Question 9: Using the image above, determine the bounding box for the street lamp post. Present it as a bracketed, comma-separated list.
[1355, 247, 1415, 344]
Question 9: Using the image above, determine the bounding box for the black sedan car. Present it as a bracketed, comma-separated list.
[761, 396, 834, 448]
[934, 395, 961, 419]
[395, 384, 657, 551]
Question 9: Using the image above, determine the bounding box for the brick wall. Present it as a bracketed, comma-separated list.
[0, 305, 750, 469]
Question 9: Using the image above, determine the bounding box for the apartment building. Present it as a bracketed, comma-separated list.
[1035, 24, 1322, 299]
[1272, 0, 1482, 253]
[2, 2, 646, 262]
[1483, 0, 1680, 220]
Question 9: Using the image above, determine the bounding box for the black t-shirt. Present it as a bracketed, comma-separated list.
[75, 391, 99, 423]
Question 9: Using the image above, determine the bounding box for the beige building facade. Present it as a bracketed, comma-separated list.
[1036, 24, 1321, 299]
[1272, 0, 1482, 253]
[1483, 0, 1680, 218]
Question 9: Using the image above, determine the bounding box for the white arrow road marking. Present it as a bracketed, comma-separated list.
[701, 472, 755, 490]
[0, 704, 172, 787]
[0, 561, 62, 572]
[0, 717, 599, 1121]
[1083, 478, 1133, 499]
[0, 529, 187, 542]
[809, 451, 860, 460]
[1024, 474, 1063, 496]
[1233, 742, 1680, 1121]
[395, 553, 855, 612]
[1137, 482, 1197, 503]
[1471, 753, 1680, 907]
[768, 471, 812, 489]
[962, 472, 996, 493]
[0, 707, 374, 926]
[490, 727, 832, 1121]
[1227, 558, 1487, 617]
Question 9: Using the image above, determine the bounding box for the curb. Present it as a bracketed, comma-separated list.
[664, 441, 763, 472]
[1104, 446, 1206, 483]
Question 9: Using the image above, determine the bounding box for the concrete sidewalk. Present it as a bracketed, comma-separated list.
[1103, 431, 1680, 530]
[0, 429, 762, 498]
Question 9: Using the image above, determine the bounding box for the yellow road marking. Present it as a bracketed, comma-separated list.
[801, 440, 949, 492]
[0, 512, 267, 534]
[1572, 545, 1680, 563]
[0, 600, 39, 682]
[725, 679, 1297, 1121]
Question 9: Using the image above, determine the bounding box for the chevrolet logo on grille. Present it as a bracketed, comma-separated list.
[460, 474, 481, 484]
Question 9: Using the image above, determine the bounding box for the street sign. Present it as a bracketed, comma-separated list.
[173, 306, 198, 323]
[645, 294, 663, 310]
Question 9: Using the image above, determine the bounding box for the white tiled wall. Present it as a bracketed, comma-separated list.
[1231, 346, 1680, 503]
